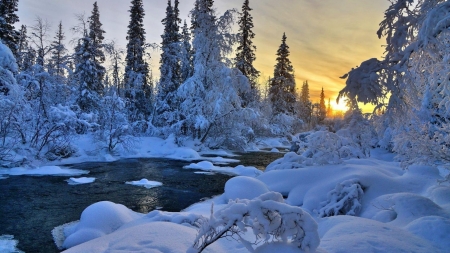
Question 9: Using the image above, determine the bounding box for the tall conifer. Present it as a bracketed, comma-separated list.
[235, 0, 259, 93]
[88, 1, 106, 94]
[269, 33, 296, 114]
[124, 0, 151, 121]
[0, 0, 19, 55]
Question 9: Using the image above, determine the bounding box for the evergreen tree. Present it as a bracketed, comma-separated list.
[74, 34, 101, 112]
[300, 80, 309, 104]
[235, 0, 259, 96]
[319, 87, 326, 122]
[156, 0, 182, 127]
[88, 1, 106, 95]
[327, 98, 333, 118]
[298, 80, 312, 123]
[180, 20, 193, 83]
[16, 24, 29, 71]
[0, 0, 19, 55]
[269, 33, 296, 114]
[50, 21, 68, 81]
[124, 0, 151, 122]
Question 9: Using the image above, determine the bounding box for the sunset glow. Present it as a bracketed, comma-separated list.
[17, 0, 389, 104]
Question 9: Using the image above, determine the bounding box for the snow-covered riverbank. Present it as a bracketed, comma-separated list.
[58, 148, 450, 253]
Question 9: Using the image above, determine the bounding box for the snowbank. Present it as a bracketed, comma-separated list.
[0, 166, 88, 177]
[223, 176, 269, 201]
[125, 179, 163, 189]
[184, 161, 262, 177]
[66, 177, 96, 185]
[0, 235, 23, 253]
[62, 201, 143, 249]
[58, 148, 450, 253]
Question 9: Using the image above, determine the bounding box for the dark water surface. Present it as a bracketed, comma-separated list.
[0, 152, 283, 253]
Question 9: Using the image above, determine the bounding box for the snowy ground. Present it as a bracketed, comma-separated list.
[52, 148, 449, 253]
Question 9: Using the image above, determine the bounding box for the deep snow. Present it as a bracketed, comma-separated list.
[56, 147, 449, 253]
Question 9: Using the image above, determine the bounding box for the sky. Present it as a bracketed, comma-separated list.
[16, 0, 390, 112]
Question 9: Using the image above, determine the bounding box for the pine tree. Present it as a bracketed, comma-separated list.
[16, 24, 29, 71]
[50, 21, 68, 81]
[319, 87, 326, 122]
[88, 1, 106, 95]
[74, 34, 101, 112]
[327, 98, 333, 118]
[156, 0, 182, 127]
[269, 33, 296, 114]
[0, 0, 19, 55]
[235, 0, 259, 97]
[298, 80, 312, 123]
[124, 0, 151, 122]
[180, 20, 193, 83]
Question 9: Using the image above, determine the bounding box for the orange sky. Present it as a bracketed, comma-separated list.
[17, 0, 390, 112]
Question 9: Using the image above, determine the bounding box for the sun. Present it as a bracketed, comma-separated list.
[332, 100, 349, 113]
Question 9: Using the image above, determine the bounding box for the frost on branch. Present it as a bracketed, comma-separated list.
[318, 179, 364, 217]
[189, 192, 319, 253]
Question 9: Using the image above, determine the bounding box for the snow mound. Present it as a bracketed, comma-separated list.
[62, 201, 142, 249]
[224, 176, 269, 201]
[0, 166, 88, 176]
[62, 222, 227, 253]
[125, 179, 163, 189]
[66, 177, 96, 185]
[184, 161, 262, 177]
[0, 175, 8, 180]
[405, 216, 450, 251]
[319, 216, 441, 253]
[0, 235, 23, 253]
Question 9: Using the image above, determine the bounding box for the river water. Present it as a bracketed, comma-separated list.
[0, 151, 283, 253]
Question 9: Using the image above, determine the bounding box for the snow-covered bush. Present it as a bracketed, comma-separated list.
[96, 93, 135, 153]
[318, 179, 364, 217]
[189, 192, 319, 253]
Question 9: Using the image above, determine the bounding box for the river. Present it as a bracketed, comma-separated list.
[0, 151, 283, 253]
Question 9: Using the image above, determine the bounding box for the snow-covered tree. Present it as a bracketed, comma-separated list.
[155, 0, 182, 128]
[74, 34, 101, 113]
[339, 0, 450, 169]
[124, 0, 151, 122]
[180, 20, 193, 83]
[87, 1, 106, 95]
[318, 87, 326, 123]
[177, 0, 252, 148]
[298, 80, 312, 123]
[0, 0, 20, 55]
[269, 33, 296, 115]
[49, 21, 68, 83]
[235, 0, 259, 104]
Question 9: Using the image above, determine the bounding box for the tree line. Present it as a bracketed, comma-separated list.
[0, 0, 336, 160]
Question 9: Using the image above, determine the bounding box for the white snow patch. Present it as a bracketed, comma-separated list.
[0, 166, 88, 177]
[0, 235, 23, 253]
[66, 177, 96, 185]
[184, 161, 262, 177]
[62, 201, 143, 249]
[270, 148, 280, 152]
[0, 175, 8, 180]
[125, 179, 163, 189]
[224, 176, 269, 201]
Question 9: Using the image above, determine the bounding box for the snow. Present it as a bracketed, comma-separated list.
[223, 176, 269, 201]
[319, 216, 442, 253]
[184, 161, 262, 177]
[0, 166, 88, 177]
[57, 146, 450, 253]
[62, 201, 143, 249]
[66, 177, 96, 185]
[125, 179, 163, 189]
[0, 235, 23, 253]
